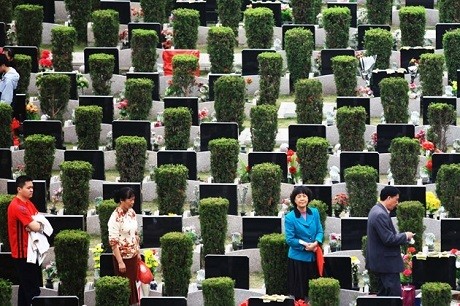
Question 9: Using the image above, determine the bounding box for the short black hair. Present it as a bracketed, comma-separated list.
[380, 186, 400, 201]
[16, 175, 33, 189]
[0, 53, 10, 66]
[114, 187, 135, 203]
[3, 48, 14, 60]
[290, 185, 313, 206]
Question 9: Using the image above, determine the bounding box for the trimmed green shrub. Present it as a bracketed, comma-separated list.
[61, 161, 93, 215]
[396, 201, 425, 252]
[291, 0, 320, 24]
[209, 138, 239, 183]
[443, 29, 460, 82]
[309, 277, 340, 306]
[51, 26, 77, 72]
[380, 78, 409, 123]
[0, 104, 12, 148]
[125, 78, 153, 120]
[258, 52, 283, 105]
[421, 282, 452, 306]
[54, 229, 90, 303]
[295, 79, 323, 124]
[364, 28, 393, 69]
[89, 53, 114, 95]
[131, 29, 158, 72]
[309, 200, 327, 230]
[344, 165, 378, 217]
[95, 276, 130, 306]
[207, 26, 234, 73]
[389, 137, 420, 185]
[322, 7, 351, 48]
[199, 197, 228, 257]
[428, 103, 456, 152]
[38, 74, 70, 121]
[154, 164, 188, 215]
[419, 53, 445, 96]
[172, 54, 199, 97]
[214, 75, 246, 130]
[202, 277, 234, 306]
[141, 0, 167, 23]
[64, 0, 92, 43]
[15, 4, 43, 47]
[0, 0, 13, 23]
[75, 105, 102, 149]
[0, 195, 14, 253]
[115, 136, 147, 182]
[439, 0, 460, 23]
[366, 0, 392, 24]
[92, 9, 119, 47]
[336, 106, 366, 151]
[24, 134, 55, 182]
[259, 233, 289, 295]
[14, 54, 31, 94]
[244, 7, 274, 49]
[164, 107, 192, 150]
[173, 8, 199, 49]
[251, 163, 282, 216]
[216, 0, 241, 38]
[250, 105, 278, 152]
[332, 55, 358, 96]
[436, 164, 460, 217]
[160, 232, 193, 297]
[98, 199, 118, 252]
[285, 28, 314, 91]
[399, 6, 426, 47]
[297, 137, 329, 184]
[0, 278, 12, 304]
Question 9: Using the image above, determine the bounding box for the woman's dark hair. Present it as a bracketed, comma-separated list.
[3, 48, 15, 68]
[290, 185, 313, 206]
[114, 187, 135, 203]
[0, 53, 9, 66]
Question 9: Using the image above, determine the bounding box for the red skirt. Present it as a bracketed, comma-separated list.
[112, 256, 139, 305]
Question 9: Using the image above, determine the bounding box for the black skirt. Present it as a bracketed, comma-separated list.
[288, 257, 319, 300]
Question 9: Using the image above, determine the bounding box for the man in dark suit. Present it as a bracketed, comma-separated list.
[365, 186, 414, 296]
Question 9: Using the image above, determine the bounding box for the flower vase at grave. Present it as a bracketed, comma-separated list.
[45, 278, 53, 289]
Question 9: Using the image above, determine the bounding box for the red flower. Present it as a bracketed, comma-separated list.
[118, 100, 128, 109]
[451, 248, 458, 255]
[426, 159, 432, 171]
[407, 247, 416, 254]
[239, 300, 248, 306]
[402, 268, 412, 277]
[289, 166, 297, 174]
[422, 141, 435, 151]
[41, 50, 50, 58]
[13, 136, 19, 146]
[287, 155, 292, 163]
[245, 165, 251, 172]
[287, 149, 295, 157]
[154, 121, 162, 127]
[295, 300, 308, 306]
[39, 58, 52, 68]
[11, 118, 20, 131]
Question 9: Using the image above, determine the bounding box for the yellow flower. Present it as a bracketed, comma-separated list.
[426, 192, 440, 213]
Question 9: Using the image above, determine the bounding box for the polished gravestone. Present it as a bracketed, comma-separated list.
[0, 22, 6, 47]
[356, 297, 403, 306]
[199, 183, 238, 215]
[336, 97, 370, 125]
[175, 0, 207, 26]
[7, 180, 47, 213]
[281, 24, 315, 50]
[0, 149, 12, 179]
[441, 218, 460, 251]
[327, 2, 357, 28]
[205, 0, 218, 24]
[0, 252, 20, 285]
[288, 124, 326, 152]
[22, 0, 55, 23]
[400, 47, 434, 72]
[126, 72, 160, 101]
[64, 150, 105, 181]
[46, 215, 85, 246]
[100, 0, 131, 24]
[79, 95, 114, 124]
[435, 23, 460, 49]
[357, 25, 391, 51]
[324, 256, 352, 289]
[412, 256, 456, 289]
[103, 182, 142, 214]
[142, 216, 182, 248]
[432, 153, 460, 183]
[320, 49, 355, 76]
[242, 216, 282, 249]
[163, 97, 199, 126]
[199, 122, 239, 151]
[5, 46, 39, 72]
[241, 49, 275, 76]
[248, 152, 288, 183]
[252, 1, 282, 27]
[112, 120, 152, 151]
[389, 185, 426, 217]
[370, 70, 405, 97]
[127, 22, 163, 49]
[23, 120, 65, 150]
[99, 253, 115, 277]
[405, 0, 434, 8]
[248, 298, 295, 306]
[43, 72, 78, 100]
[32, 296, 79, 306]
[376, 124, 415, 153]
[84, 47, 119, 75]
[341, 217, 367, 251]
[157, 150, 197, 181]
[140, 297, 187, 306]
[304, 184, 332, 216]
[421, 96, 457, 125]
[205, 255, 250, 289]
[208, 73, 241, 101]
[12, 93, 27, 122]
[339, 152, 379, 183]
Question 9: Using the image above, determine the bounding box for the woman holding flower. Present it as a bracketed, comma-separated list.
[108, 187, 141, 305]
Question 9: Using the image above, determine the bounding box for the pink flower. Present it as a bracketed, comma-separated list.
[403, 269, 412, 277]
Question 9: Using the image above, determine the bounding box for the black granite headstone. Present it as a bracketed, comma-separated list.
[78, 95, 114, 124]
[376, 124, 415, 153]
[20, 0, 55, 23]
[432, 153, 460, 182]
[341, 217, 368, 250]
[99, 253, 115, 277]
[370, 70, 405, 97]
[248, 298, 295, 306]
[0, 149, 12, 179]
[205, 0, 218, 24]
[100, 0, 131, 24]
[405, 0, 434, 9]
[327, 2, 357, 28]
[441, 218, 460, 251]
[12, 93, 27, 122]
[84, 47, 119, 75]
[0, 252, 20, 284]
[175, 0, 207, 26]
[412, 256, 456, 289]
[241, 49, 275, 76]
[242, 216, 282, 249]
[163, 97, 199, 126]
[127, 22, 163, 48]
[205, 255, 250, 289]
[288, 124, 326, 152]
[208, 73, 241, 101]
[142, 216, 182, 248]
[43, 72, 78, 100]
[5, 46, 39, 73]
[400, 47, 434, 72]
[340, 152, 379, 182]
[156, 150, 197, 180]
[389, 185, 426, 217]
[421, 96, 457, 125]
[324, 256, 352, 289]
[357, 25, 391, 51]
[252, 1, 282, 27]
[356, 297, 403, 306]
[281, 24, 316, 50]
[32, 296, 79, 306]
[46, 215, 85, 246]
[103, 182, 142, 214]
[200, 183, 238, 215]
[200, 122, 239, 151]
[435, 23, 460, 49]
[320, 49, 355, 76]
[64, 150, 105, 180]
[126, 72, 160, 101]
[140, 297, 187, 306]
[303, 184, 332, 216]
[23, 120, 65, 150]
[0, 23, 6, 47]
[112, 120, 152, 150]
[7, 180, 47, 212]
[248, 152, 288, 183]
[336, 97, 371, 125]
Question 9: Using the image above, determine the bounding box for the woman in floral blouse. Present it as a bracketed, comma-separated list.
[108, 187, 140, 305]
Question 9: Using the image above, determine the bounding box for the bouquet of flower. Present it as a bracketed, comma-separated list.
[26, 101, 39, 120]
[198, 107, 209, 123]
[287, 149, 301, 184]
[39, 50, 53, 71]
[164, 79, 183, 97]
[332, 193, 349, 215]
[131, 7, 144, 22]
[51, 187, 63, 204]
[351, 256, 360, 285]
[90, 243, 104, 269]
[329, 233, 341, 250]
[44, 261, 57, 280]
[11, 118, 20, 146]
[426, 192, 441, 214]
[400, 246, 416, 284]
[420, 140, 440, 177]
[197, 82, 209, 102]
[161, 28, 174, 49]
[281, 4, 293, 23]
[415, 129, 426, 145]
[238, 159, 251, 184]
[183, 226, 201, 245]
[12, 164, 26, 179]
[117, 99, 129, 119]
[76, 71, 89, 94]
[143, 249, 159, 276]
[119, 29, 129, 47]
